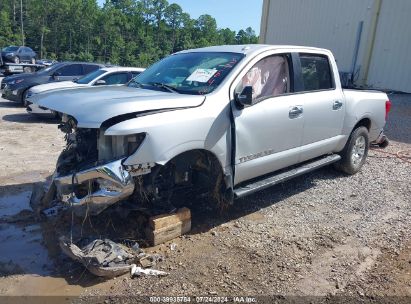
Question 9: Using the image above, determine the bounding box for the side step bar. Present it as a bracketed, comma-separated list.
[233, 154, 341, 198]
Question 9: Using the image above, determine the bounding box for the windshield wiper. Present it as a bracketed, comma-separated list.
[146, 82, 180, 94]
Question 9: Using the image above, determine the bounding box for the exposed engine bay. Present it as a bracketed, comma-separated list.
[51, 115, 226, 216]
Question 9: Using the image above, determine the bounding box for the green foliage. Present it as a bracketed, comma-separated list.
[0, 0, 259, 66]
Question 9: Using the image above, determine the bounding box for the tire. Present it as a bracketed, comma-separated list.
[334, 126, 369, 175]
[22, 89, 30, 106]
[31, 58, 36, 64]
[14, 57, 20, 64]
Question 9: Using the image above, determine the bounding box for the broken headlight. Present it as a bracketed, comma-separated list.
[98, 133, 146, 162]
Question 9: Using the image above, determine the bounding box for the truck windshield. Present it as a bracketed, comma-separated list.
[129, 52, 244, 95]
[76, 69, 106, 84]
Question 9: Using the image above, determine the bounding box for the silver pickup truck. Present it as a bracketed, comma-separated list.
[31, 45, 391, 215]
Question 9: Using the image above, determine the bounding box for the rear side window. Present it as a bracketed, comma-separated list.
[83, 64, 100, 74]
[101, 72, 129, 85]
[57, 64, 82, 76]
[299, 54, 334, 91]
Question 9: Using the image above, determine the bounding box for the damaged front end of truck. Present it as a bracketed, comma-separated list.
[51, 115, 152, 215]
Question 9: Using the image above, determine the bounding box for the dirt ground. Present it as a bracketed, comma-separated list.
[0, 80, 410, 301]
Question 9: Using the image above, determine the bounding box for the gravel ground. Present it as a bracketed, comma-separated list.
[0, 87, 410, 300]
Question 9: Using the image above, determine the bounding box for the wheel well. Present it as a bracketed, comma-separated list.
[148, 149, 229, 209]
[21, 87, 32, 105]
[353, 118, 371, 132]
[168, 149, 224, 176]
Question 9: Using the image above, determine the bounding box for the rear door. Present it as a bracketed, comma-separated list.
[55, 64, 83, 81]
[83, 64, 100, 75]
[232, 52, 304, 185]
[296, 53, 345, 162]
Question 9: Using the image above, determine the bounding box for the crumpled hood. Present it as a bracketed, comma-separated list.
[29, 81, 84, 94]
[32, 86, 205, 128]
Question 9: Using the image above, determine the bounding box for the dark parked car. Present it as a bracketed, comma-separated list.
[1, 62, 105, 104]
[1, 46, 37, 64]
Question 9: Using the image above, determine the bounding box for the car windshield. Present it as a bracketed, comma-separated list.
[76, 69, 106, 84]
[3, 46, 19, 52]
[129, 52, 244, 95]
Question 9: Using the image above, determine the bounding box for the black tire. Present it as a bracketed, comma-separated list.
[334, 126, 369, 175]
[52, 111, 63, 120]
[22, 89, 30, 106]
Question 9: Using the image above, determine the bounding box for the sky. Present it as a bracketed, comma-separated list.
[97, 0, 263, 34]
[167, 0, 263, 34]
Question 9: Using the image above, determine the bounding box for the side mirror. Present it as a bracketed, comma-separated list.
[52, 71, 61, 79]
[94, 79, 106, 86]
[235, 86, 253, 107]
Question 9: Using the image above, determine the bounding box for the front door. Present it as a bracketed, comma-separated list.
[232, 53, 304, 185]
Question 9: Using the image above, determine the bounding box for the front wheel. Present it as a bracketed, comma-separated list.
[22, 89, 30, 106]
[334, 126, 369, 175]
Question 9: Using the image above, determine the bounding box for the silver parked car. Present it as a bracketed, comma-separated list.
[27, 66, 144, 117]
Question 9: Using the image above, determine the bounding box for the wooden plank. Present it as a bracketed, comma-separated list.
[149, 207, 191, 230]
[146, 219, 191, 246]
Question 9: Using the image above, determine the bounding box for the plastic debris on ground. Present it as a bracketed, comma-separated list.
[130, 264, 168, 278]
[59, 237, 167, 278]
[59, 237, 136, 278]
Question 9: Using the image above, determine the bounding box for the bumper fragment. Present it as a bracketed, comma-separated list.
[54, 158, 135, 215]
[372, 131, 389, 148]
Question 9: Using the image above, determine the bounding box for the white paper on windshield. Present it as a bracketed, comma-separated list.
[186, 68, 217, 83]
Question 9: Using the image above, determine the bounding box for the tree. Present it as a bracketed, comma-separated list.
[0, 0, 259, 66]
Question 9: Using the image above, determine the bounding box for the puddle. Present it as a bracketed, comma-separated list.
[0, 189, 53, 275]
[0, 223, 53, 275]
[0, 190, 31, 218]
[0, 186, 119, 296]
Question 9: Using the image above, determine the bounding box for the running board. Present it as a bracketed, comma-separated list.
[233, 154, 341, 198]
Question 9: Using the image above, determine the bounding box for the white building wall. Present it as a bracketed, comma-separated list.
[366, 0, 411, 92]
[260, 0, 411, 92]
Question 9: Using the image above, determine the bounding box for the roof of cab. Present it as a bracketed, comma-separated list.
[177, 44, 331, 56]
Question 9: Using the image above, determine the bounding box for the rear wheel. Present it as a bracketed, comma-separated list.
[334, 126, 369, 175]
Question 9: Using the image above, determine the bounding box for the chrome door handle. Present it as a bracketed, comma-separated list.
[333, 100, 343, 110]
[289, 106, 303, 118]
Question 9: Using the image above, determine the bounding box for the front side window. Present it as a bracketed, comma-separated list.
[299, 54, 334, 91]
[131, 71, 141, 78]
[101, 72, 129, 85]
[76, 69, 105, 84]
[130, 52, 244, 95]
[236, 55, 290, 102]
[57, 64, 82, 76]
